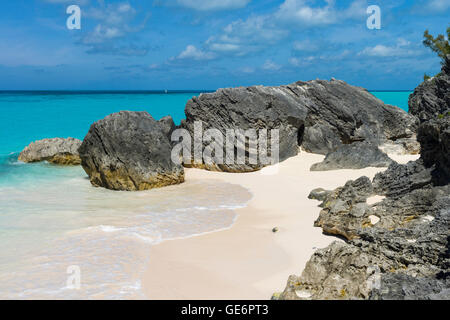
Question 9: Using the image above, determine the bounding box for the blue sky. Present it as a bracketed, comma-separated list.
[0, 0, 449, 90]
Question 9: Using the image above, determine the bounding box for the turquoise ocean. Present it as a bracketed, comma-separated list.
[0, 90, 410, 299]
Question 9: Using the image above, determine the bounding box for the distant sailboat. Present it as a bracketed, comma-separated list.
[165, 89, 168, 94]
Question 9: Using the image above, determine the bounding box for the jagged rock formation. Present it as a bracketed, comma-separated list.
[184, 79, 417, 172]
[308, 188, 331, 202]
[184, 86, 307, 172]
[158, 115, 176, 140]
[310, 142, 394, 171]
[298, 80, 417, 153]
[379, 136, 421, 155]
[18, 137, 81, 165]
[276, 116, 450, 300]
[409, 54, 450, 122]
[417, 117, 450, 185]
[78, 111, 184, 191]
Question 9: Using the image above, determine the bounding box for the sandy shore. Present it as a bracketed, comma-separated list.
[142, 151, 419, 300]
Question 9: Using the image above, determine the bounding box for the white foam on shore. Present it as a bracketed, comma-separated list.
[0, 164, 252, 299]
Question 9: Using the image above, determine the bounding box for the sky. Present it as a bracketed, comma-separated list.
[0, 0, 449, 90]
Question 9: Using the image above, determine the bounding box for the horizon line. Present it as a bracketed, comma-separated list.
[0, 89, 414, 93]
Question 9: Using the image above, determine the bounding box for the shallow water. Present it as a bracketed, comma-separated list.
[370, 91, 411, 112]
[0, 156, 251, 299]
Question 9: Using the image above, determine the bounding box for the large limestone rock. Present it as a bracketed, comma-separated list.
[409, 54, 450, 123]
[18, 137, 81, 165]
[79, 111, 184, 191]
[184, 79, 417, 172]
[313, 176, 374, 241]
[310, 142, 394, 171]
[297, 79, 418, 153]
[184, 86, 307, 172]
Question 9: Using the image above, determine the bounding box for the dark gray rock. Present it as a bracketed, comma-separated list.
[417, 116, 450, 185]
[296, 79, 418, 153]
[313, 176, 374, 241]
[184, 86, 307, 172]
[79, 111, 184, 191]
[409, 55, 450, 123]
[277, 241, 391, 300]
[158, 115, 176, 139]
[370, 273, 450, 300]
[184, 79, 417, 172]
[278, 113, 449, 299]
[301, 122, 342, 155]
[279, 181, 449, 300]
[310, 142, 394, 171]
[276, 68, 449, 301]
[18, 137, 81, 165]
[308, 188, 331, 202]
[373, 160, 433, 198]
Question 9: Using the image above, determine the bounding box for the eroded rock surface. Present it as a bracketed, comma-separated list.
[417, 117, 450, 185]
[158, 115, 176, 140]
[310, 142, 394, 171]
[276, 116, 449, 300]
[409, 55, 450, 123]
[184, 79, 417, 172]
[79, 111, 184, 191]
[18, 137, 81, 165]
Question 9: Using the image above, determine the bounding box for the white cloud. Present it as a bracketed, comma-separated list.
[204, 0, 366, 59]
[44, 0, 89, 4]
[426, 0, 450, 11]
[209, 43, 241, 52]
[81, 2, 138, 44]
[177, 45, 215, 60]
[359, 39, 419, 57]
[262, 60, 281, 71]
[289, 56, 317, 67]
[275, 0, 337, 25]
[175, 0, 251, 11]
[78, 2, 150, 56]
[289, 57, 300, 66]
[293, 39, 319, 52]
[240, 66, 255, 73]
[275, 0, 367, 27]
[206, 15, 288, 56]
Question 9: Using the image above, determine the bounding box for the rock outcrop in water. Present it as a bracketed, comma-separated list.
[18, 137, 82, 165]
[409, 54, 450, 123]
[275, 116, 450, 300]
[184, 79, 418, 172]
[79, 111, 184, 191]
[310, 142, 394, 171]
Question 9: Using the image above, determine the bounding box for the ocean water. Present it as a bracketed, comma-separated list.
[0, 90, 411, 299]
[371, 91, 411, 112]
